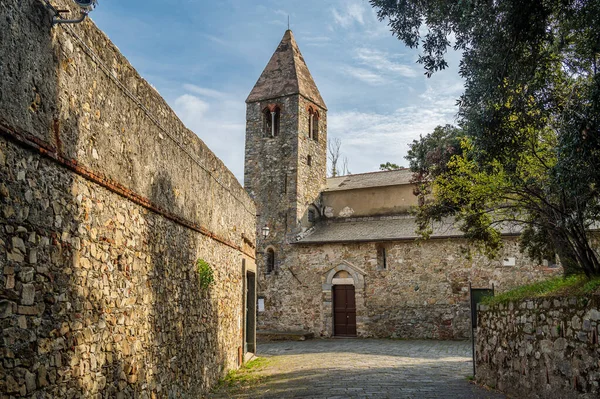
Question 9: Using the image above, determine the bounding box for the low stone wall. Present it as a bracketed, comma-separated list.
[476, 296, 600, 398]
[1, 0, 256, 397]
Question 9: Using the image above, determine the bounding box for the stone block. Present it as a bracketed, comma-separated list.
[11, 237, 26, 252]
[18, 267, 34, 283]
[0, 300, 13, 318]
[7, 249, 24, 263]
[586, 309, 600, 321]
[25, 370, 36, 393]
[21, 284, 35, 305]
[5, 375, 20, 393]
[17, 305, 41, 316]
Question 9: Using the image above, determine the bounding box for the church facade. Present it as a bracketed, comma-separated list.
[244, 30, 559, 339]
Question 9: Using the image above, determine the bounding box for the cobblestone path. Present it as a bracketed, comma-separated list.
[210, 339, 506, 399]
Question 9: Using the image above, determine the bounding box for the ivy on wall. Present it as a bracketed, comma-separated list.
[196, 259, 215, 290]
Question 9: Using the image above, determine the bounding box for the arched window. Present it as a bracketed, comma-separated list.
[307, 107, 319, 141]
[312, 111, 319, 142]
[263, 106, 281, 137]
[266, 248, 275, 274]
[376, 244, 387, 270]
[307, 155, 312, 166]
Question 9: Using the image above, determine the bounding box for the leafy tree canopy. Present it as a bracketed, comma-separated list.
[372, 0, 600, 276]
[379, 162, 402, 171]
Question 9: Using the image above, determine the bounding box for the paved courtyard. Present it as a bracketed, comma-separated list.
[210, 339, 506, 399]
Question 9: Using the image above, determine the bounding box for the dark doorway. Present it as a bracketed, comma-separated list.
[333, 285, 357, 337]
[245, 271, 256, 353]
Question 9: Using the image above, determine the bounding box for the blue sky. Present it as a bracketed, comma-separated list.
[91, 0, 463, 183]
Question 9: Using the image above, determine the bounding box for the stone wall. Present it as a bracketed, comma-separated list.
[258, 237, 559, 339]
[1, 0, 256, 397]
[476, 296, 600, 398]
[245, 93, 327, 331]
[296, 96, 327, 226]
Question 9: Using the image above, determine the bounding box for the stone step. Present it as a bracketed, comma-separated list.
[257, 330, 314, 342]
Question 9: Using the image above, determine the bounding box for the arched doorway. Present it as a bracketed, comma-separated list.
[322, 262, 366, 337]
[332, 270, 356, 336]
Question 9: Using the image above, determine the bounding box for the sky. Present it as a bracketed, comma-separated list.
[90, 0, 464, 184]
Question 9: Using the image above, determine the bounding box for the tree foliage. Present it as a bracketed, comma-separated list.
[379, 162, 402, 171]
[373, 0, 600, 275]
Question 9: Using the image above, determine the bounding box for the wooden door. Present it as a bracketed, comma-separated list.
[333, 285, 357, 336]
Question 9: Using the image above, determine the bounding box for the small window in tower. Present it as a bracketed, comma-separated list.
[308, 111, 313, 139]
[266, 248, 275, 274]
[308, 108, 320, 141]
[273, 106, 281, 136]
[263, 108, 272, 137]
[312, 112, 319, 142]
[307, 155, 312, 166]
[308, 209, 316, 223]
[377, 245, 387, 270]
[263, 106, 281, 137]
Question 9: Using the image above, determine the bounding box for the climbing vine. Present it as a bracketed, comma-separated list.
[196, 259, 215, 290]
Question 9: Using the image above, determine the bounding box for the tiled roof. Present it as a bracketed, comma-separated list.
[246, 30, 326, 109]
[296, 216, 521, 244]
[325, 169, 414, 192]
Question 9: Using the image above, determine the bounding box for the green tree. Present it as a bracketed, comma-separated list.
[406, 124, 463, 207]
[379, 162, 401, 171]
[373, 0, 600, 276]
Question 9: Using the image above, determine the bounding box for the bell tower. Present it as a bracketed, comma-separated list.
[244, 30, 327, 276]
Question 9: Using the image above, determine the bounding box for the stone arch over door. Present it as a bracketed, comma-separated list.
[322, 261, 366, 337]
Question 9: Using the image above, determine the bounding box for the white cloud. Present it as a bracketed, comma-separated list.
[183, 84, 229, 100]
[203, 34, 229, 46]
[355, 48, 418, 78]
[174, 95, 210, 120]
[303, 35, 332, 47]
[340, 48, 419, 85]
[342, 66, 386, 85]
[172, 89, 246, 183]
[328, 86, 460, 173]
[332, 2, 365, 28]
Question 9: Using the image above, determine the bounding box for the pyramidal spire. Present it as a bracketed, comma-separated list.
[246, 30, 327, 109]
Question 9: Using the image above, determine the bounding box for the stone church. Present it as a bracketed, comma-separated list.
[244, 30, 558, 339]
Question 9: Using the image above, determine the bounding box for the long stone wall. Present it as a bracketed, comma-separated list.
[258, 237, 558, 339]
[476, 296, 600, 398]
[1, 0, 256, 397]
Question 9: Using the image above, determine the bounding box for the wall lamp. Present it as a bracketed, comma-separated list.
[261, 225, 270, 239]
[43, 0, 98, 26]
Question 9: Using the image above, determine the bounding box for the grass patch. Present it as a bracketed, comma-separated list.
[215, 357, 271, 391]
[482, 274, 600, 305]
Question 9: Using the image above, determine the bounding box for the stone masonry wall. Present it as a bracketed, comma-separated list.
[1, 0, 256, 397]
[258, 237, 559, 339]
[244, 96, 299, 249]
[245, 94, 327, 333]
[296, 97, 327, 227]
[476, 296, 600, 398]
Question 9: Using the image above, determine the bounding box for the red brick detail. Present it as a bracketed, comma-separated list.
[0, 122, 256, 259]
[263, 103, 282, 112]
